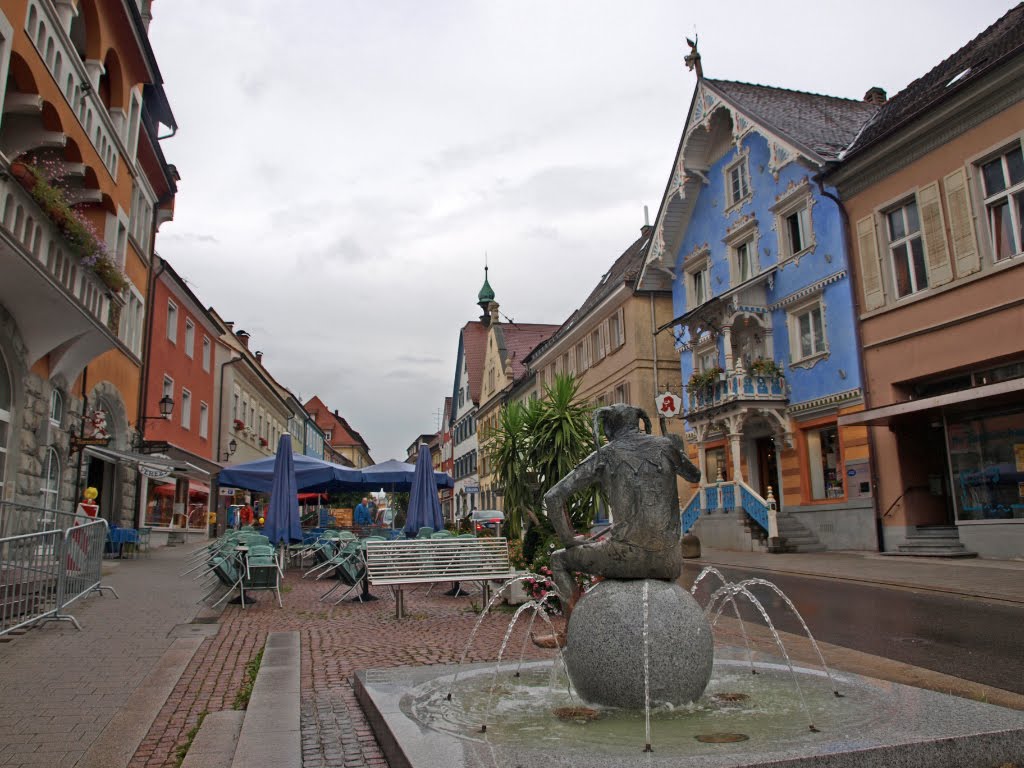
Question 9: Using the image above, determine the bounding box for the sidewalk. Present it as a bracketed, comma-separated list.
[691, 547, 1024, 604]
[0, 543, 209, 768]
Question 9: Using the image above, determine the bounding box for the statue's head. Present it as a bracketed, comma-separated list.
[593, 403, 652, 443]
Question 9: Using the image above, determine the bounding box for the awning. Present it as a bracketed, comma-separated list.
[83, 446, 181, 479]
[837, 378, 1024, 427]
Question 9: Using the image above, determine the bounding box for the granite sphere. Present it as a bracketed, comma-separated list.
[564, 579, 713, 709]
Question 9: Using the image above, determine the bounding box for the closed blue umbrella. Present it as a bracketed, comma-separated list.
[264, 435, 302, 547]
[404, 444, 446, 537]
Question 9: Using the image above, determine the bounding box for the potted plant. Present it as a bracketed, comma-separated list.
[749, 358, 782, 378]
[233, 419, 245, 432]
[259, 436, 269, 447]
[688, 366, 724, 392]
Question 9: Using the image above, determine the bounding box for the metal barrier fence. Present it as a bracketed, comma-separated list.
[0, 502, 117, 635]
[0, 500, 79, 538]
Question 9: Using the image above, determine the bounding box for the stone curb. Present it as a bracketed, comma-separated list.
[230, 630, 301, 768]
[180, 711, 245, 768]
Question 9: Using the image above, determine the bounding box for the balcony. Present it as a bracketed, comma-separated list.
[687, 369, 788, 417]
[0, 160, 123, 383]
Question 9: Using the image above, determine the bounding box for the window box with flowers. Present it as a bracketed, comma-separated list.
[233, 419, 246, 432]
[10, 159, 128, 293]
[687, 366, 724, 392]
[259, 437, 269, 447]
[749, 358, 783, 379]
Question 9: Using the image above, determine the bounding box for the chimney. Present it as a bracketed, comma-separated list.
[863, 87, 887, 105]
[224, 320, 234, 332]
[255, 351, 263, 366]
[236, 329, 250, 348]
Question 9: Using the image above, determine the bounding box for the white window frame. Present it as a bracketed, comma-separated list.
[978, 139, 1024, 262]
[184, 319, 195, 358]
[202, 337, 211, 372]
[166, 300, 178, 343]
[787, 294, 828, 368]
[684, 254, 710, 309]
[885, 198, 929, 299]
[41, 447, 60, 509]
[180, 388, 191, 430]
[119, 282, 145, 357]
[724, 151, 752, 213]
[724, 217, 760, 287]
[162, 375, 174, 418]
[199, 401, 209, 439]
[693, 337, 719, 374]
[49, 389, 63, 427]
[772, 182, 816, 262]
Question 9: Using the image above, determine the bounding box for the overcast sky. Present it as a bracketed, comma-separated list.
[148, 0, 1014, 461]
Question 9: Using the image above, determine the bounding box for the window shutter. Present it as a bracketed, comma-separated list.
[616, 308, 625, 348]
[918, 182, 952, 287]
[855, 215, 885, 311]
[943, 168, 980, 278]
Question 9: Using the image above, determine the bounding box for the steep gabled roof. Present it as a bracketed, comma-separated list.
[843, 3, 1024, 158]
[303, 395, 372, 459]
[462, 321, 489, 405]
[705, 79, 878, 161]
[495, 323, 560, 381]
[528, 226, 657, 363]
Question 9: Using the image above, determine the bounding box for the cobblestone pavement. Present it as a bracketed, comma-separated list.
[0, 545, 206, 768]
[132, 568, 561, 768]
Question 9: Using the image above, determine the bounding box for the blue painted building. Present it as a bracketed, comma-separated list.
[642, 73, 880, 551]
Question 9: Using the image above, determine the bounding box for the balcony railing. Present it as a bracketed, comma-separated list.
[25, 0, 122, 179]
[687, 371, 787, 416]
[0, 169, 114, 330]
[679, 480, 771, 534]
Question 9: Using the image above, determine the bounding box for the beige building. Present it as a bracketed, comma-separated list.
[476, 300, 558, 512]
[830, 6, 1024, 559]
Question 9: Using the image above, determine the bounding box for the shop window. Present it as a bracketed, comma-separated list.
[947, 406, 1024, 521]
[806, 424, 843, 500]
[706, 446, 727, 482]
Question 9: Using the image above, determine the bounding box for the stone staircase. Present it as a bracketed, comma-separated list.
[887, 525, 977, 558]
[770, 510, 826, 553]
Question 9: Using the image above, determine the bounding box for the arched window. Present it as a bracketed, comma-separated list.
[0, 352, 11, 498]
[42, 447, 60, 509]
[49, 389, 63, 426]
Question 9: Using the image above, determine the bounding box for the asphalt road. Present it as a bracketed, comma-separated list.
[681, 563, 1024, 695]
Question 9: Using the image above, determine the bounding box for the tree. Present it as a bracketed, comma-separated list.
[488, 374, 597, 559]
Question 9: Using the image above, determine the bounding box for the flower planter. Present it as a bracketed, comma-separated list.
[10, 161, 36, 193]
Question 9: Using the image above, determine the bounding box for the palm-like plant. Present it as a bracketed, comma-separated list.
[487, 373, 596, 549]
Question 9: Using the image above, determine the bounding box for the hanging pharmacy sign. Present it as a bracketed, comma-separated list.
[655, 391, 682, 418]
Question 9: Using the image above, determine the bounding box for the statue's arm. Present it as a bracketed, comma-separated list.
[668, 434, 702, 483]
[542, 451, 599, 547]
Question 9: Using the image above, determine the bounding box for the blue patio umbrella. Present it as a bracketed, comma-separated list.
[263, 435, 303, 547]
[404, 444, 446, 537]
[219, 453, 365, 493]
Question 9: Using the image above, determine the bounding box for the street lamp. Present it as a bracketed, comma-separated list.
[222, 438, 237, 462]
[134, 394, 175, 450]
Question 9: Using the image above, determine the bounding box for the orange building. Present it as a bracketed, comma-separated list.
[138, 255, 224, 538]
[0, 0, 177, 527]
[304, 395, 373, 468]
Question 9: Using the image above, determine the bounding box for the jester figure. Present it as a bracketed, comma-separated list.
[542, 403, 701, 619]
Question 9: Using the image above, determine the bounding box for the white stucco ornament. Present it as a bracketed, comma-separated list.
[655, 392, 682, 418]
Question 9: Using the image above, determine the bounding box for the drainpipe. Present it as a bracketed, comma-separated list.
[815, 170, 884, 552]
[73, 366, 90, 506]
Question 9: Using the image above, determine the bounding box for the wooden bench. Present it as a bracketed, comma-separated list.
[364, 537, 511, 618]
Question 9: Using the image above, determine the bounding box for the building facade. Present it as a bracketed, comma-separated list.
[0, 0, 177, 529]
[645, 67, 878, 551]
[303, 395, 373, 468]
[830, 6, 1024, 559]
[439, 396, 453, 521]
[476, 297, 558, 512]
[138, 256, 223, 538]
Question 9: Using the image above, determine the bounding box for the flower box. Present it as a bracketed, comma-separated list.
[233, 419, 245, 431]
[259, 437, 268, 447]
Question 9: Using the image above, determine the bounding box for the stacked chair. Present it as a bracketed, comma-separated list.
[187, 529, 284, 609]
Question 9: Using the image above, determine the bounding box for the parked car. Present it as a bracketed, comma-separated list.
[471, 509, 505, 536]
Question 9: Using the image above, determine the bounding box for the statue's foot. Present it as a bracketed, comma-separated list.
[530, 630, 566, 649]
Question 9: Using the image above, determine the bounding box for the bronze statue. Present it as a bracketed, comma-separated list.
[542, 403, 701, 618]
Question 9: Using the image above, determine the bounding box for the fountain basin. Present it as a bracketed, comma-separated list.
[354, 652, 1024, 768]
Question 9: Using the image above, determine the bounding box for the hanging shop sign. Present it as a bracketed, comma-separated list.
[655, 391, 682, 418]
